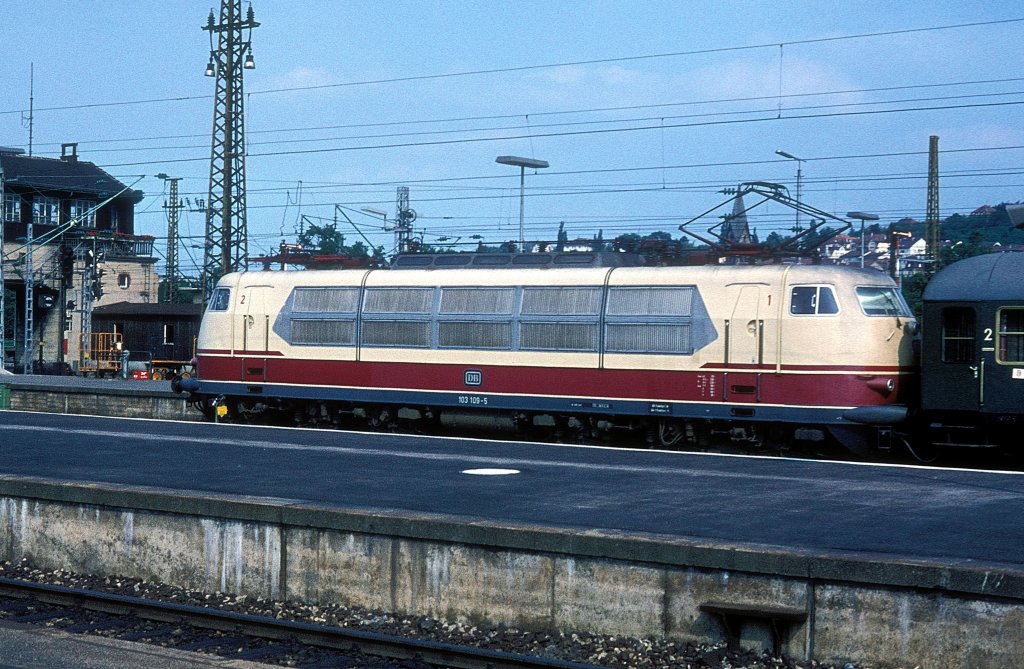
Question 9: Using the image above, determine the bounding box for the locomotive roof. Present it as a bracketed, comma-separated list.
[923, 251, 1024, 303]
[229, 263, 895, 289]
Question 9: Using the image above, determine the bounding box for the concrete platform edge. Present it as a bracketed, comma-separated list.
[2, 474, 1021, 603]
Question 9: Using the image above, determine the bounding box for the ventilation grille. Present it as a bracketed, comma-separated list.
[521, 322, 598, 351]
[364, 288, 433, 313]
[440, 288, 514, 314]
[606, 324, 691, 354]
[362, 321, 431, 347]
[291, 320, 356, 345]
[607, 287, 693, 316]
[521, 287, 601, 315]
[293, 287, 359, 313]
[439, 322, 512, 349]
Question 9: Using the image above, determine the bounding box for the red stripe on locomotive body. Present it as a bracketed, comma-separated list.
[198, 354, 910, 408]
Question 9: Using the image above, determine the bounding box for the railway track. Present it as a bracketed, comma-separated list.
[0, 577, 604, 669]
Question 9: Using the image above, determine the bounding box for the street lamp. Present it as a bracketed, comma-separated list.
[847, 211, 880, 268]
[496, 155, 549, 252]
[775, 150, 805, 232]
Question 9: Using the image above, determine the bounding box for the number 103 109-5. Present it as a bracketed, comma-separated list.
[458, 395, 489, 405]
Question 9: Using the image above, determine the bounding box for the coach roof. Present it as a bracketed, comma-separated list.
[923, 251, 1024, 303]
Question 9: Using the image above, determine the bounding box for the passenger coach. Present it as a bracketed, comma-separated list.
[920, 251, 1024, 449]
[182, 254, 917, 452]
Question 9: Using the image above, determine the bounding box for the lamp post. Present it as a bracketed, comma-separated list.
[847, 211, 880, 268]
[496, 155, 548, 252]
[775, 150, 804, 232]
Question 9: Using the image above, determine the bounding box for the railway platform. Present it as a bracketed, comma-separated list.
[0, 400, 1022, 667]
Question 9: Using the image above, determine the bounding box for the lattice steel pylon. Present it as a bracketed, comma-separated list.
[925, 135, 941, 264]
[201, 1, 258, 304]
[158, 175, 184, 303]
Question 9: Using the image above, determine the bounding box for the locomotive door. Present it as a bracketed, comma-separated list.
[238, 286, 270, 382]
[724, 285, 764, 402]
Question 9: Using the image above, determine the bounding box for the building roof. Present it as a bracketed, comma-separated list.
[92, 301, 203, 318]
[0, 149, 143, 202]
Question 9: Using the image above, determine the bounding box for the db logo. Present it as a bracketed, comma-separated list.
[464, 370, 483, 386]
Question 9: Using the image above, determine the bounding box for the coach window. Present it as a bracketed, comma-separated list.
[997, 308, 1024, 363]
[941, 307, 975, 363]
[208, 288, 231, 311]
[790, 286, 839, 315]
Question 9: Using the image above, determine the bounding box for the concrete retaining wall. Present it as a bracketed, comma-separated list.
[0, 476, 1021, 668]
[4, 382, 202, 421]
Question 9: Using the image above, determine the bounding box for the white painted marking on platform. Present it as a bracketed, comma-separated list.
[461, 468, 520, 476]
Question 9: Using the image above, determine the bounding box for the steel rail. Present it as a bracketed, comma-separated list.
[0, 577, 604, 669]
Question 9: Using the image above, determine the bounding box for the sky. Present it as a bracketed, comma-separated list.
[2, 1, 1023, 273]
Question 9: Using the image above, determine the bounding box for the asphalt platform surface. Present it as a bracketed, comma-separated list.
[0, 410, 1021, 572]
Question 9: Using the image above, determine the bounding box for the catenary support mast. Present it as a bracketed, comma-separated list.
[201, 1, 258, 304]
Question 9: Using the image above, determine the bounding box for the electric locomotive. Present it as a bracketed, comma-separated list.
[176, 252, 917, 453]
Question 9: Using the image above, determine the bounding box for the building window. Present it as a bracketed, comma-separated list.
[998, 308, 1024, 363]
[2, 193, 20, 222]
[32, 196, 59, 225]
[790, 286, 839, 315]
[118, 273, 131, 289]
[69, 199, 96, 228]
[941, 307, 975, 363]
[162, 324, 175, 346]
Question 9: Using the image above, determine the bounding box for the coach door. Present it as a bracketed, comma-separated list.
[724, 284, 764, 403]
[983, 306, 1024, 414]
[238, 286, 270, 382]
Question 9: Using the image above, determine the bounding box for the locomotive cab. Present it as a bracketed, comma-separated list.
[921, 252, 1024, 449]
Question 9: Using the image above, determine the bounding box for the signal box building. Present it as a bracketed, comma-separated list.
[1, 144, 153, 372]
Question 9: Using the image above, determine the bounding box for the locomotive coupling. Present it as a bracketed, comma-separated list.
[171, 375, 200, 394]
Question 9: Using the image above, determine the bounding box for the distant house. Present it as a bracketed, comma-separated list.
[1, 143, 153, 371]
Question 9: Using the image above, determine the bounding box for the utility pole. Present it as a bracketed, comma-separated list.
[201, 1, 258, 304]
[157, 174, 184, 303]
[926, 135, 941, 265]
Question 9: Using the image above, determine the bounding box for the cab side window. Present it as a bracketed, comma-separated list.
[208, 288, 231, 312]
[941, 307, 975, 363]
[790, 286, 839, 315]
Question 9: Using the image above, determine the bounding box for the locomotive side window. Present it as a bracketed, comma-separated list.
[855, 286, 910, 316]
[941, 307, 975, 363]
[998, 308, 1024, 363]
[208, 288, 231, 311]
[789, 286, 838, 315]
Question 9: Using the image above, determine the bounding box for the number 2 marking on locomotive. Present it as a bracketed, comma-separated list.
[984, 328, 993, 341]
[240, 295, 246, 305]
